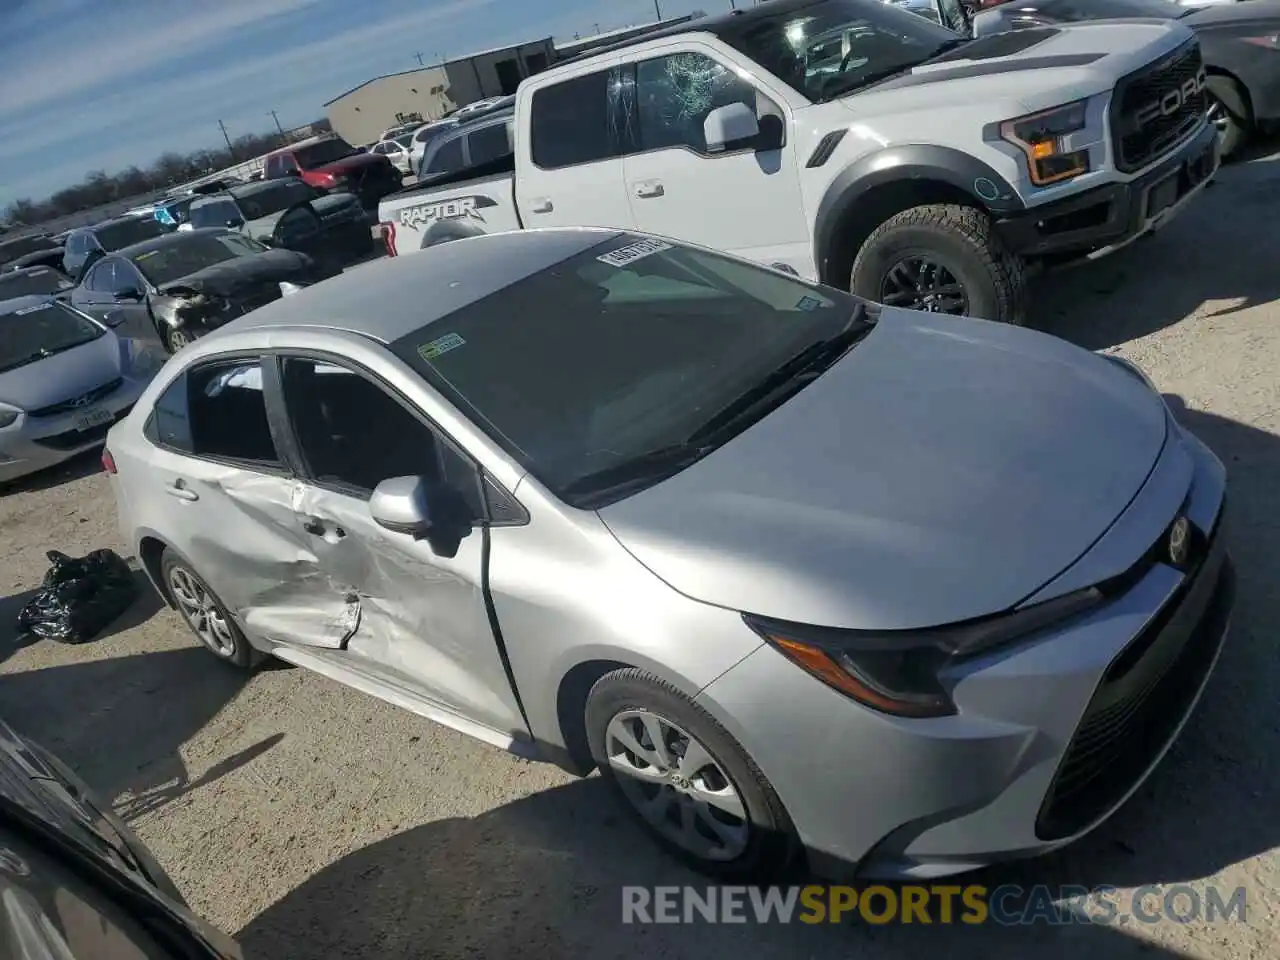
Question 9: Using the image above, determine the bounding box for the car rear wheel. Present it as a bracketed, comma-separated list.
[163, 326, 196, 355]
[585, 668, 798, 881]
[160, 550, 257, 669]
[851, 203, 1027, 325]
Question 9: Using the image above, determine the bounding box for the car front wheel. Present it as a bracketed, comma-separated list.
[585, 668, 798, 881]
[160, 550, 257, 669]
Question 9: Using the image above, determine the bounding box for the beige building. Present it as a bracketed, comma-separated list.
[324, 39, 555, 146]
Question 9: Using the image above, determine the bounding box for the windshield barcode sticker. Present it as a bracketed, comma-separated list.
[597, 238, 671, 268]
[418, 332, 466, 360]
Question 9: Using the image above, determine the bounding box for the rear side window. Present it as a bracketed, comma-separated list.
[468, 122, 512, 165]
[146, 360, 280, 467]
[529, 68, 626, 169]
[428, 138, 464, 174]
[189, 200, 239, 229]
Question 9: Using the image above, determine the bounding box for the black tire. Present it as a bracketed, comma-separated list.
[159, 549, 259, 669]
[850, 203, 1028, 325]
[585, 668, 798, 881]
[162, 325, 196, 355]
[1207, 76, 1250, 159]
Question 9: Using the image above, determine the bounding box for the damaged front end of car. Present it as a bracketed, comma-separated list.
[151, 278, 306, 345]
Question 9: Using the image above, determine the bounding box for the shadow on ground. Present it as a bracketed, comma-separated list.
[0, 448, 104, 496]
[240, 403, 1275, 960]
[1033, 144, 1280, 350]
[0, 646, 266, 822]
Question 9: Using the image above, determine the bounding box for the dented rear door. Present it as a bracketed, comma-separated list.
[140, 358, 356, 649]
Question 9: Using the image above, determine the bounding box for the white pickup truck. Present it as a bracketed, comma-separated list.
[377, 0, 1218, 324]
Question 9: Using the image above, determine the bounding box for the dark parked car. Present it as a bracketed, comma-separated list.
[187, 179, 373, 263]
[967, 0, 1280, 155]
[63, 217, 169, 280]
[0, 233, 62, 272]
[69, 228, 337, 353]
[153, 194, 200, 230]
[0, 264, 75, 299]
[0, 715, 242, 958]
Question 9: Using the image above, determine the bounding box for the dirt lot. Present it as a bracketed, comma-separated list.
[2, 150, 1278, 960]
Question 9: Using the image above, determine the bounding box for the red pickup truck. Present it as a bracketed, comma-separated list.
[263, 136, 404, 209]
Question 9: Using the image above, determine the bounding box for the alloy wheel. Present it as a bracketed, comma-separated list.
[168, 567, 236, 657]
[879, 256, 969, 314]
[604, 709, 750, 862]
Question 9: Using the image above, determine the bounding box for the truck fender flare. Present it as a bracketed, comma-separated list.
[812, 144, 1025, 285]
[420, 219, 488, 248]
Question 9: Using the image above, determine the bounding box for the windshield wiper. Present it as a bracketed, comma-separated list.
[821, 38, 970, 100]
[684, 311, 870, 446]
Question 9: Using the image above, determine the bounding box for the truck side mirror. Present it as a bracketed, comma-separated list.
[703, 103, 760, 154]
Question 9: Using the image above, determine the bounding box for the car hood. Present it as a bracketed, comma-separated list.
[858, 19, 1195, 113]
[597, 309, 1168, 631]
[155, 249, 314, 297]
[1183, 0, 1280, 27]
[0, 332, 121, 410]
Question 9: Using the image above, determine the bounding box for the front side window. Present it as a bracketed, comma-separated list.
[0, 300, 104, 374]
[279, 358, 466, 499]
[719, 0, 959, 101]
[82, 262, 111, 292]
[634, 53, 782, 154]
[162, 360, 281, 465]
[390, 235, 866, 506]
[235, 182, 315, 220]
[529, 68, 627, 169]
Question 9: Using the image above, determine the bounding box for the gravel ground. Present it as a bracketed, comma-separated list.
[2, 149, 1278, 960]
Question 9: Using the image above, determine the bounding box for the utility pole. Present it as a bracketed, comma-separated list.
[217, 119, 236, 159]
[268, 109, 285, 137]
[413, 51, 425, 65]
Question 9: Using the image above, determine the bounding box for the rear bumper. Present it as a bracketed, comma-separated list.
[996, 121, 1218, 263]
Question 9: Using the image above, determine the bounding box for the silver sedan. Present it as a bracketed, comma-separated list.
[104, 229, 1233, 881]
[0, 296, 159, 484]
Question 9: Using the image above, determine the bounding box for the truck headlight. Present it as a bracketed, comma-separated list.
[1000, 100, 1090, 186]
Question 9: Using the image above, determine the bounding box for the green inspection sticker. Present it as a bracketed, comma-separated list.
[418, 332, 465, 360]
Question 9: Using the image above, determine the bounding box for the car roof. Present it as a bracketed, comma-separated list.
[72, 216, 145, 236]
[224, 228, 623, 344]
[115, 228, 231, 260]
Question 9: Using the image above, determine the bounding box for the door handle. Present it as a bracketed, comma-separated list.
[634, 181, 665, 199]
[164, 480, 198, 502]
[529, 197, 554, 214]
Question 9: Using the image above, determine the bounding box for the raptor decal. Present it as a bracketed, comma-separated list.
[399, 195, 499, 229]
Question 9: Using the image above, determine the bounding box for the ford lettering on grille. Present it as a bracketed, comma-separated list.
[1133, 67, 1207, 130]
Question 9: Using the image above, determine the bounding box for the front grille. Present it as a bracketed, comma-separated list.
[28, 378, 123, 418]
[1111, 41, 1207, 173]
[1036, 515, 1232, 840]
[32, 404, 133, 451]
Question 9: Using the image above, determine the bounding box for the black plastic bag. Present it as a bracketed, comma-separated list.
[16, 549, 139, 645]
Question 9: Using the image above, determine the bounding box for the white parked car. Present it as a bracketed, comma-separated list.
[370, 133, 416, 175]
[0, 296, 157, 483]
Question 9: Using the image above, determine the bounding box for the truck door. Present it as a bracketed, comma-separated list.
[514, 66, 637, 232]
[622, 50, 813, 278]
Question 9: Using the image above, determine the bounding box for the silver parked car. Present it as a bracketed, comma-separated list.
[104, 229, 1233, 881]
[0, 296, 156, 484]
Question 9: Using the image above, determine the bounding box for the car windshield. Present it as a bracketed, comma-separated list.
[0, 269, 72, 298]
[235, 182, 317, 220]
[721, 0, 961, 102]
[130, 233, 268, 286]
[391, 235, 870, 507]
[94, 217, 168, 251]
[394, 133, 415, 148]
[0, 300, 104, 373]
[292, 138, 358, 168]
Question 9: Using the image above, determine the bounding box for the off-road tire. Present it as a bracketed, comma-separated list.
[585, 668, 799, 882]
[851, 203, 1028, 325]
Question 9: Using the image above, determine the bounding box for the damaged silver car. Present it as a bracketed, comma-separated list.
[68, 229, 338, 354]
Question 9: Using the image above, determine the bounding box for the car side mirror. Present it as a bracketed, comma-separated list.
[370, 475, 470, 557]
[226, 217, 245, 229]
[703, 102, 760, 154]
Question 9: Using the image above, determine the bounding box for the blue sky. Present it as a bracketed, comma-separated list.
[0, 0, 716, 207]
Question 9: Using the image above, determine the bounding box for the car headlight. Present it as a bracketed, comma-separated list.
[1000, 100, 1090, 186]
[745, 586, 1104, 718]
[0, 405, 22, 429]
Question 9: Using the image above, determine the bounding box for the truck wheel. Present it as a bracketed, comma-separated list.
[585, 668, 798, 882]
[1207, 76, 1250, 159]
[850, 203, 1027, 325]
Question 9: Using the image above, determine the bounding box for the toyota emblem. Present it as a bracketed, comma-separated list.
[1168, 516, 1191, 568]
